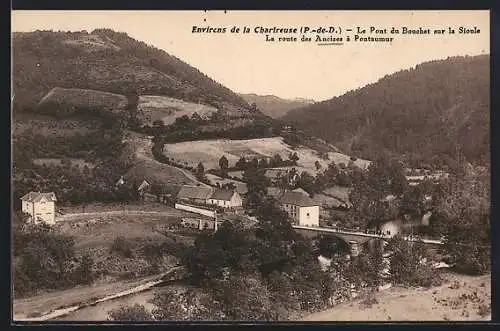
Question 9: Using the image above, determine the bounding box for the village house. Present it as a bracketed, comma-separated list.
[207, 188, 243, 209]
[279, 190, 320, 227]
[176, 185, 243, 209]
[20, 191, 57, 225]
[177, 185, 215, 205]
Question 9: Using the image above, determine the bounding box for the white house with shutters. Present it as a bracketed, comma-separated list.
[20, 191, 57, 225]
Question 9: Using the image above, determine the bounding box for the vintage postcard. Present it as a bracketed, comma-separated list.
[11, 10, 491, 322]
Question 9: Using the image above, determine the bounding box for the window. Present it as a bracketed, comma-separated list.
[307, 213, 310, 217]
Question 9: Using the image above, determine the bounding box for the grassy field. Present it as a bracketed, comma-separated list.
[205, 173, 248, 194]
[37, 87, 128, 115]
[162, 137, 371, 173]
[137, 95, 218, 126]
[123, 132, 200, 186]
[55, 204, 193, 251]
[322, 186, 352, 204]
[300, 271, 491, 321]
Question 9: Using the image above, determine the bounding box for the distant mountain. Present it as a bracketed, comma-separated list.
[239, 93, 315, 118]
[12, 29, 251, 113]
[281, 55, 490, 167]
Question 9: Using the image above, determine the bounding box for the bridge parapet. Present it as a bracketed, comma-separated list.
[292, 225, 443, 246]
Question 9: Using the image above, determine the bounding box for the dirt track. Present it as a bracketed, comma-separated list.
[128, 132, 209, 187]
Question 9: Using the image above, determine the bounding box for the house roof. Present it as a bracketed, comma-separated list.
[280, 191, 317, 207]
[312, 194, 346, 208]
[177, 185, 214, 200]
[292, 187, 309, 195]
[267, 187, 285, 198]
[210, 189, 236, 201]
[21, 191, 57, 203]
[265, 169, 286, 178]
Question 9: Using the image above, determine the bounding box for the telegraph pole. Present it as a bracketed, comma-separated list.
[214, 210, 218, 232]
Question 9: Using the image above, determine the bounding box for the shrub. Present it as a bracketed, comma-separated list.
[388, 236, 442, 287]
[108, 304, 153, 321]
[360, 295, 379, 309]
[477, 303, 491, 318]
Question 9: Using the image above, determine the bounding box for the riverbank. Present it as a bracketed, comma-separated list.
[13, 271, 175, 321]
[299, 271, 491, 321]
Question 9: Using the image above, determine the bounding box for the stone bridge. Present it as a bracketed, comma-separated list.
[292, 225, 444, 256]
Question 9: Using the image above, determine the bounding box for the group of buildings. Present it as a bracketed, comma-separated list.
[19, 182, 322, 228]
[173, 184, 320, 227]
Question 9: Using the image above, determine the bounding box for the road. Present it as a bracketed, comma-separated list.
[130, 133, 209, 187]
[56, 209, 189, 222]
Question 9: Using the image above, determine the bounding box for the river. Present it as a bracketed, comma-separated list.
[54, 288, 157, 321]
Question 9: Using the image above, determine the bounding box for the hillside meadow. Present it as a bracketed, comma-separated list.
[162, 137, 371, 172]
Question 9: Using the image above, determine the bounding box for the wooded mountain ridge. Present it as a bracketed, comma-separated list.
[12, 29, 250, 112]
[281, 55, 490, 168]
[239, 93, 315, 118]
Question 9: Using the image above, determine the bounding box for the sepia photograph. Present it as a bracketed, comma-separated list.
[11, 10, 491, 322]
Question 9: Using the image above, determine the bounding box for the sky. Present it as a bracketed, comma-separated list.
[12, 10, 490, 101]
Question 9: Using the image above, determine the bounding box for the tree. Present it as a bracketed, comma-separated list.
[218, 155, 229, 177]
[434, 175, 490, 274]
[266, 271, 301, 315]
[387, 235, 441, 287]
[73, 254, 94, 285]
[151, 288, 221, 321]
[289, 152, 299, 165]
[235, 157, 247, 170]
[254, 198, 312, 276]
[399, 184, 429, 223]
[259, 158, 269, 169]
[210, 272, 278, 320]
[250, 102, 258, 112]
[108, 304, 153, 321]
[195, 162, 206, 182]
[348, 155, 408, 229]
[242, 164, 270, 210]
[365, 155, 408, 197]
[323, 161, 339, 186]
[296, 171, 315, 194]
[152, 120, 165, 135]
[352, 239, 386, 289]
[285, 258, 333, 312]
[270, 153, 283, 167]
[183, 221, 258, 285]
[14, 223, 77, 296]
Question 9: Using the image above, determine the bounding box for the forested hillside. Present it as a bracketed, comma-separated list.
[282, 55, 490, 168]
[12, 29, 250, 111]
[239, 93, 315, 118]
